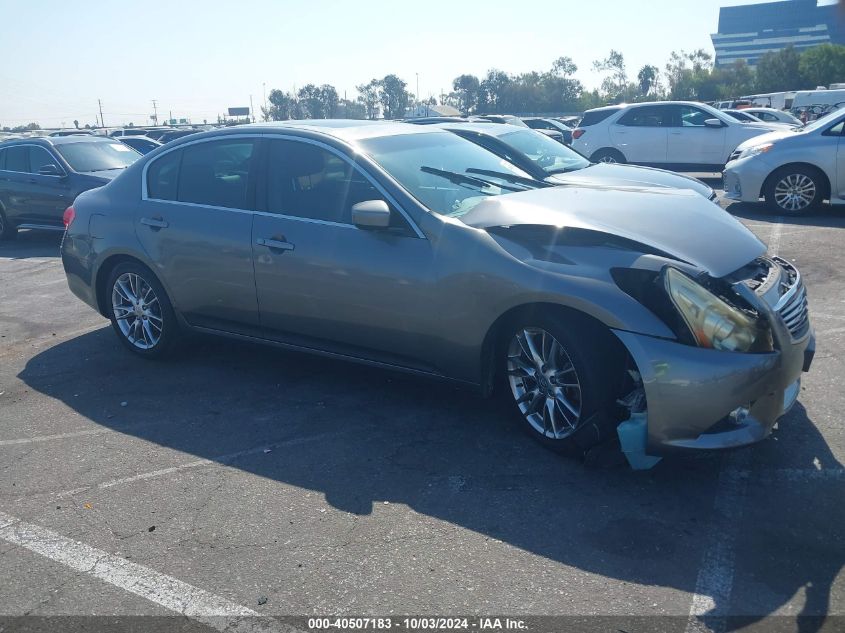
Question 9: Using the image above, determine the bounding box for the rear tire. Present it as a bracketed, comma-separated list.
[501, 312, 621, 456]
[106, 261, 179, 359]
[0, 209, 17, 241]
[764, 165, 824, 215]
[590, 148, 626, 164]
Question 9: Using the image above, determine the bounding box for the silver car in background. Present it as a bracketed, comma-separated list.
[725, 107, 845, 214]
[61, 121, 814, 465]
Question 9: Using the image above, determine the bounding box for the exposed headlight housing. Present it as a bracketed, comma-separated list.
[663, 267, 759, 352]
[738, 143, 774, 160]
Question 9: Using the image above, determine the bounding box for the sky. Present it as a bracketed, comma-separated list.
[0, 0, 832, 128]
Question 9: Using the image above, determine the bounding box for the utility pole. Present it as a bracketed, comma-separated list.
[151, 99, 158, 125]
[98, 99, 105, 128]
[416, 72, 420, 111]
[262, 83, 267, 121]
[250, 95, 255, 123]
[169, 110, 172, 126]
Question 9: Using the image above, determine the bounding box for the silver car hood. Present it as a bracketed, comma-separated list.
[461, 185, 765, 278]
[547, 163, 712, 198]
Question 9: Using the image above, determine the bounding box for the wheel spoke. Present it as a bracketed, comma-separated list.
[545, 398, 558, 437]
[522, 330, 543, 364]
[555, 395, 578, 429]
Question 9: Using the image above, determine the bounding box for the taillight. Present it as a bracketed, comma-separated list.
[63, 206, 76, 229]
[572, 128, 585, 140]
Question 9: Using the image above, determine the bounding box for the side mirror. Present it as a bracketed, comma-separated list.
[704, 118, 724, 129]
[38, 164, 64, 177]
[351, 200, 391, 229]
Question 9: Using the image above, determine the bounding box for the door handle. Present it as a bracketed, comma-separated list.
[256, 237, 295, 251]
[140, 216, 169, 229]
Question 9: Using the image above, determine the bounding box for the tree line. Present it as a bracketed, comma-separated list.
[7, 43, 845, 131]
[259, 43, 845, 122]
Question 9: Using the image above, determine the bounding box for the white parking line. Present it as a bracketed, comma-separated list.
[37, 429, 360, 499]
[768, 216, 784, 256]
[0, 427, 109, 447]
[685, 217, 786, 633]
[0, 510, 284, 632]
[685, 454, 751, 633]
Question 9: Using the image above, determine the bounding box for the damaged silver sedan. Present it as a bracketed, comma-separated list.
[61, 121, 814, 467]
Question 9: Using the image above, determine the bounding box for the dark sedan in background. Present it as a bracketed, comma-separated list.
[436, 122, 715, 199]
[118, 136, 163, 155]
[0, 136, 139, 239]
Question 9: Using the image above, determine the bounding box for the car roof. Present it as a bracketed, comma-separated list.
[583, 101, 715, 114]
[235, 120, 443, 142]
[0, 134, 123, 148]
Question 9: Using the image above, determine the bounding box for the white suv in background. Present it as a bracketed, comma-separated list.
[571, 101, 781, 171]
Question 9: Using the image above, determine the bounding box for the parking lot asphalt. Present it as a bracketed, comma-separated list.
[0, 188, 843, 632]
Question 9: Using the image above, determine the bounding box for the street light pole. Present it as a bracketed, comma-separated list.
[263, 83, 267, 121]
[416, 73, 420, 114]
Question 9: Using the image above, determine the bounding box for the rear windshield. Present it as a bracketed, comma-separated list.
[56, 142, 140, 173]
[579, 108, 621, 126]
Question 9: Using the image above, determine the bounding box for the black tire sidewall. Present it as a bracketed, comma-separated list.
[0, 208, 16, 241]
[591, 149, 625, 164]
[106, 261, 177, 358]
[500, 313, 616, 455]
[765, 166, 823, 215]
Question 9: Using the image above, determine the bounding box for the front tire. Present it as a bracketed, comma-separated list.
[502, 313, 620, 455]
[107, 261, 178, 358]
[0, 209, 17, 241]
[764, 166, 824, 215]
[590, 148, 626, 164]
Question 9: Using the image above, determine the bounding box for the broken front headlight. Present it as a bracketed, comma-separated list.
[663, 267, 759, 352]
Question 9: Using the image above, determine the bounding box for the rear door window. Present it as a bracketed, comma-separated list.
[147, 149, 182, 200]
[5, 146, 29, 172]
[618, 106, 670, 127]
[177, 139, 256, 209]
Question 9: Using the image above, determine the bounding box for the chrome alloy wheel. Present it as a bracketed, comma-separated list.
[774, 173, 816, 212]
[507, 327, 583, 440]
[111, 272, 163, 350]
[598, 155, 618, 164]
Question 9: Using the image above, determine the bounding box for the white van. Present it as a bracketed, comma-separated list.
[790, 89, 845, 110]
[740, 92, 796, 111]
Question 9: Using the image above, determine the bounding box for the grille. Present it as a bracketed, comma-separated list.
[774, 260, 810, 339]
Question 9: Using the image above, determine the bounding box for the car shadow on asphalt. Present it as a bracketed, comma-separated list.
[17, 328, 844, 630]
[725, 200, 845, 229]
[0, 231, 63, 259]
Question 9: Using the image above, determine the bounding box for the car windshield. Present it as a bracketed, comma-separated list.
[359, 132, 542, 217]
[499, 130, 590, 174]
[56, 141, 140, 172]
[799, 108, 845, 133]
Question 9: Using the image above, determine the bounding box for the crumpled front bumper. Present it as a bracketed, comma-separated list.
[612, 299, 814, 454]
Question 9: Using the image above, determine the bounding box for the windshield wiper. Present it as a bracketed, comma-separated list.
[547, 165, 586, 174]
[420, 166, 524, 192]
[465, 168, 549, 188]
